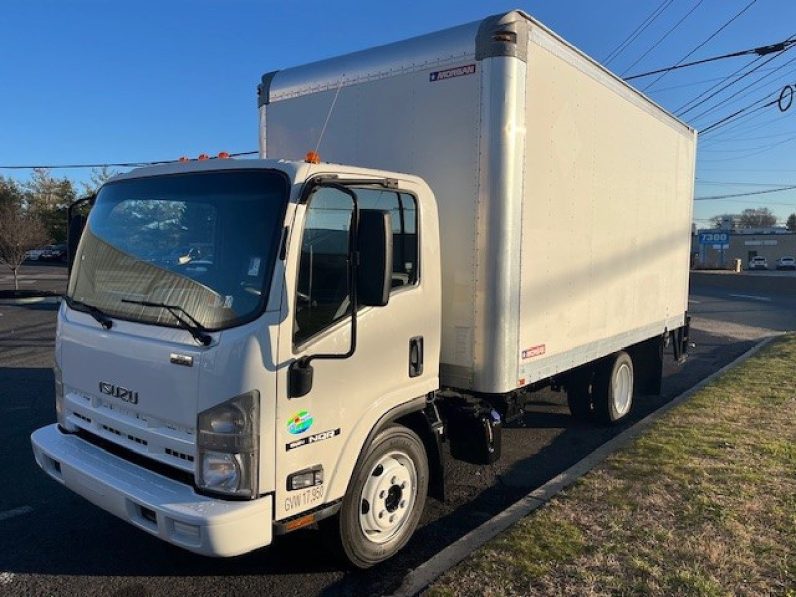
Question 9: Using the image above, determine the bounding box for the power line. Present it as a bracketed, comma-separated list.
[701, 105, 789, 139]
[697, 180, 796, 186]
[604, 0, 675, 65]
[699, 90, 781, 135]
[694, 184, 796, 200]
[684, 46, 796, 122]
[0, 151, 259, 170]
[626, 37, 791, 83]
[700, 128, 796, 145]
[697, 197, 796, 207]
[698, 133, 796, 161]
[642, 0, 758, 91]
[675, 55, 768, 116]
[621, 0, 706, 76]
[653, 66, 783, 93]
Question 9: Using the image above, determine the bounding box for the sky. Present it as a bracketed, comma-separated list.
[2, 0, 796, 227]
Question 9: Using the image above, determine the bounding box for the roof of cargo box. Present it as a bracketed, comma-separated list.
[258, 10, 693, 135]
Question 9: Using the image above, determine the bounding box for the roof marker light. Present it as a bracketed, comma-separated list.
[218, 152, 231, 160]
[178, 156, 189, 163]
[305, 151, 321, 164]
[197, 153, 209, 161]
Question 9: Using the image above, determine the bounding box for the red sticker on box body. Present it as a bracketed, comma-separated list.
[522, 344, 546, 359]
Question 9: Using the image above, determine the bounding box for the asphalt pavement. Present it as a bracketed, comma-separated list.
[0, 267, 791, 596]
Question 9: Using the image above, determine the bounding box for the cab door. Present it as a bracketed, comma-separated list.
[272, 179, 439, 521]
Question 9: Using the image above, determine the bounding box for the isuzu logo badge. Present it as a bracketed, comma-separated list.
[99, 382, 139, 405]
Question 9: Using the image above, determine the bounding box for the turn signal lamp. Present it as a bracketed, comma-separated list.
[305, 151, 321, 164]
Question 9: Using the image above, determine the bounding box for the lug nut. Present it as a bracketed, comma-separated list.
[401, 481, 406, 489]
[389, 515, 395, 523]
[379, 490, 385, 499]
[391, 476, 397, 485]
[400, 500, 406, 509]
[379, 511, 384, 519]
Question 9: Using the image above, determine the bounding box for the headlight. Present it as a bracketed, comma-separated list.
[196, 391, 259, 498]
[200, 452, 241, 492]
[54, 362, 66, 429]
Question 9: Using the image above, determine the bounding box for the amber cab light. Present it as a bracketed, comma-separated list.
[305, 151, 321, 164]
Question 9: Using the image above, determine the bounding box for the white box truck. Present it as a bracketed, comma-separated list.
[31, 10, 695, 568]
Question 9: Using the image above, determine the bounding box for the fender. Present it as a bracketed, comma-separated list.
[346, 394, 445, 503]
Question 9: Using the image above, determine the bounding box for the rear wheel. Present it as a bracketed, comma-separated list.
[329, 424, 428, 568]
[593, 351, 634, 425]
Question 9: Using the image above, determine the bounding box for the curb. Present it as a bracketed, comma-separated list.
[390, 334, 783, 597]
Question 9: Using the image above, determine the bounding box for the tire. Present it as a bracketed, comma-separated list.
[592, 351, 634, 425]
[328, 424, 428, 569]
[566, 371, 593, 420]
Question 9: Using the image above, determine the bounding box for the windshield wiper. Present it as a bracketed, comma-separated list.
[121, 299, 212, 346]
[64, 296, 113, 329]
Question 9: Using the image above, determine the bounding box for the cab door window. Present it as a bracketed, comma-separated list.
[293, 186, 419, 346]
[294, 187, 353, 345]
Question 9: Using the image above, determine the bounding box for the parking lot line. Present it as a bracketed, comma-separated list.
[728, 293, 772, 302]
[0, 506, 33, 522]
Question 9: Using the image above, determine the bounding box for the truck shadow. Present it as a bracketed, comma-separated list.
[0, 329, 758, 594]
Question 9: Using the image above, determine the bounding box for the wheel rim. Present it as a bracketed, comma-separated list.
[359, 450, 418, 545]
[613, 362, 633, 417]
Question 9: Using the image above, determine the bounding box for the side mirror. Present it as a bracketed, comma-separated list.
[288, 359, 314, 398]
[67, 194, 94, 272]
[67, 213, 85, 271]
[356, 209, 392, 307]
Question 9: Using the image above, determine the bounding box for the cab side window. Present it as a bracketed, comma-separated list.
[357, 189, 418, 289]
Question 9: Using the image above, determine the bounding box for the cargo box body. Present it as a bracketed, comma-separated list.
[259, 10, 696, 395]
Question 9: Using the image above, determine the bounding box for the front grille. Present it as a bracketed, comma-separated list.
[74, 428, 195, 486]
[165, 447, 194, 462]
[73, 412, 91, 423]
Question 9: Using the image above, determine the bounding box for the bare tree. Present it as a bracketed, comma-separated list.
[0, 203, 49, 291]
[738, 207, 777, 229]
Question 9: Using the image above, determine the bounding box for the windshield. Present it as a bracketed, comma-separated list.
[67, 170, 288, 330]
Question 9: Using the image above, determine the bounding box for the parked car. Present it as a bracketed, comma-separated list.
[24, 247, 47, 261]
[39, 244, 67, 262]
[776, 256, 796, 270]
[748, 256, 768, 271]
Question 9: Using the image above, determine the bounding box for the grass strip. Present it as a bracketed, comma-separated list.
[430, 334, 796, 596]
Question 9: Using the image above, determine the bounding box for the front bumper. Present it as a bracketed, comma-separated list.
[31, 424, 272, 557]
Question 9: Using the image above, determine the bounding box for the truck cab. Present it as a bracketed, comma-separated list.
[32, 158, 442, 566]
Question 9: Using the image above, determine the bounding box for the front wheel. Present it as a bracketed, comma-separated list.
[329, 424, 428, 568]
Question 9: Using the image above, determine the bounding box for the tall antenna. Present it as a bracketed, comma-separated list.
[314, 76, 344, 155]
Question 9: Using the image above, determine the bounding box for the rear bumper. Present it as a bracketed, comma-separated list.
[31, 424, 272, 557]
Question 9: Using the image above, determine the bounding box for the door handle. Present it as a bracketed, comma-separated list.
[409, 336, 423, 378]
